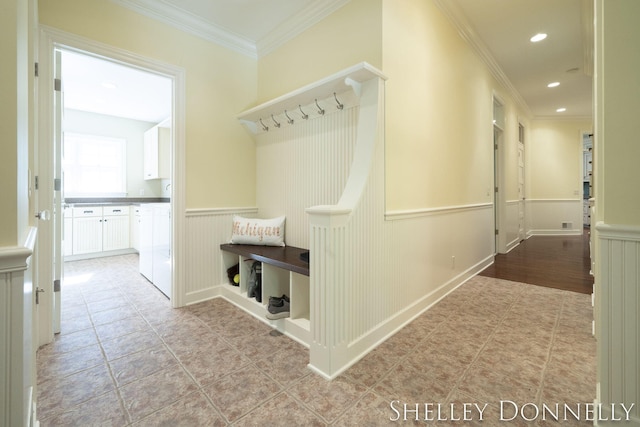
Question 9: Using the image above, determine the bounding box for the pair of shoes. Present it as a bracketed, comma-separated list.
[268, 294, 289, 305]
[266, 294, 290, 320]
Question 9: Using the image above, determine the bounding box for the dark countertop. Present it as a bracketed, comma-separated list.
[65, 197, 170, 207]
[220, 243, 309, 276]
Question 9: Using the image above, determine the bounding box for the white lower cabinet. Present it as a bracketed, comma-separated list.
[70, 206, 130, 256]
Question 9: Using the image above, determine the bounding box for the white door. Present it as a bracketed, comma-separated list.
[517, 141, 526, 241]
[53, 49, 64, 334]
[36, 49, 64, 345]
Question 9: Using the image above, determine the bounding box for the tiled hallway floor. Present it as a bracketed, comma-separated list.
[37, 254, 596, 426]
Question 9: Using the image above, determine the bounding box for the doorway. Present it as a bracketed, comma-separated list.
[493, 96, 506, 254]
[59, 48, 173, 295]
[37, 28, 186, 346]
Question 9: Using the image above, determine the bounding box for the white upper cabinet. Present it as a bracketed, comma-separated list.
[143, 123, 170, 180]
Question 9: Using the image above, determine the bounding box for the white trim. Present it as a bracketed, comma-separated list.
[527, 198, 584, 203]
[596, 221, 640, 241]
[257, 0, 350, 57]
[109, 0, 350, 59]
[109, 0, 256, 58]
[0, 228, 37, 274]
[528, 229, 583, 236]
[433, 0, 532, 118]
[385, 202, 493, 221]
[39, 26, 187, 308]
[185, 207, 258, 218]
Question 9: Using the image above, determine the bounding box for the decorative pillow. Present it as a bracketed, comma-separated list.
[230, 215, 286, 246]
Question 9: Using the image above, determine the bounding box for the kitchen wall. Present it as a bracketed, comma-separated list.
[63, 109, 166, 198]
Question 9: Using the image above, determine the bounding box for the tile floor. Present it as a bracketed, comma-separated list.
[37, 254, 596, 426]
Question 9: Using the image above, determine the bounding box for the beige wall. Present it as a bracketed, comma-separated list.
[0, 0, 31, 247]
[256, 0, 382, 104]
[596, 0, 640, 226]
[258, 0, 531, 213]
[382, 0, 530, 212]
[529, 120, 592, 200]
[39, 0, 258, 209]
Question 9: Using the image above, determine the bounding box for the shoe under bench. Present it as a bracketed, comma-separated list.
[219, 243, 311, 346]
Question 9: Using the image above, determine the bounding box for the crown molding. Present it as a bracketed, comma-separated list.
[110, 0, 257, 58]
[111, 0, 351, 60]
[256, 0, 350, 57]
[432, 0, 533, 119]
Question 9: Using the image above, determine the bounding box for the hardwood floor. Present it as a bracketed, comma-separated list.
[479, 228, 593, 294]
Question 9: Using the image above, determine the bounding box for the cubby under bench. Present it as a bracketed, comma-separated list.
[220, 243, 310, 346]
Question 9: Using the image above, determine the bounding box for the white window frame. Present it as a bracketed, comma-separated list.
[63, 132, 127, 197]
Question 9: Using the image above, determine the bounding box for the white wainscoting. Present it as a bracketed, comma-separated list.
[0, 227, 37, 427]
[595, 222, 640, 425]
[183, 208, 257, 305]
[527, 198, 583, 236]
[505, 200, 521, 251]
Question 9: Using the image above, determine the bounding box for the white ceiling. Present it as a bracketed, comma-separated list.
[62, 0, 592, 123]
[62, 50, 172, 124]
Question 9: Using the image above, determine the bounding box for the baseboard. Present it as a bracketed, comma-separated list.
[183, 285, 220, 306]
[64, 248, 137, 262]
[309, 253, 495, 380]
[528, 229, 582, 236]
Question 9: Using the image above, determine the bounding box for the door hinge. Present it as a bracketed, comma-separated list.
[54, 178, 61, 192]
[36, 287, 45, 304]
[54, 280, 61, 292]
[495, 229, 499, 236]
[35, 62, 39, 77]
[495, 186, 499, 193]
[34, 175, 39, 190]
[54, 78, 62, 92]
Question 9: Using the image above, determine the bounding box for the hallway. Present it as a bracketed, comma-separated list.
[36, 254, 596, 425]
[480, 230, 593, 294]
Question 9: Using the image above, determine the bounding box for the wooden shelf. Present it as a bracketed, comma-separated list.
[220, 243, 309, 276]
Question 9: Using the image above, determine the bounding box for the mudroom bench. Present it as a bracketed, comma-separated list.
[220, 243, 310, 346]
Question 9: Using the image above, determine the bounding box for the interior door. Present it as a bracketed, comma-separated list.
[53, 48, 64, 334]
[517, 141, 526, 241]
[36, 47, 64, 346]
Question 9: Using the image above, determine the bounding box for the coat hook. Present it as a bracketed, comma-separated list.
[271, 114, 280, 128]
[284, 110, 294, 125]
[315, 99, 325, 115]
[334, 92, 343, 110]
[298, 104, 309, 120]
[259, 118, 269, 131]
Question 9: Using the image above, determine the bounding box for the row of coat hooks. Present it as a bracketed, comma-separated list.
[258, 92, 344, 132]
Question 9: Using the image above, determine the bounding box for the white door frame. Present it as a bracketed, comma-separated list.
[37, 27, 187, 343]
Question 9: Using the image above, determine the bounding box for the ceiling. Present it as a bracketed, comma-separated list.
[62, 0, 593, 123]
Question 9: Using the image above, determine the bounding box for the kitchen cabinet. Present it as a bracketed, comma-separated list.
[102, 206, 130, 251]
[143, 124, 170, 180]
[71, 206, 130, 256]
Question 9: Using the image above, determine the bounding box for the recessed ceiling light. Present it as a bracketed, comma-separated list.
[101, 82, 117, 89]
[530, 33, 547, 42]
[556, 107, 566, 113]
[547, 82, 560, 88]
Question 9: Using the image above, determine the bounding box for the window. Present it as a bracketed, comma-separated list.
[63, 133, 127, 197]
